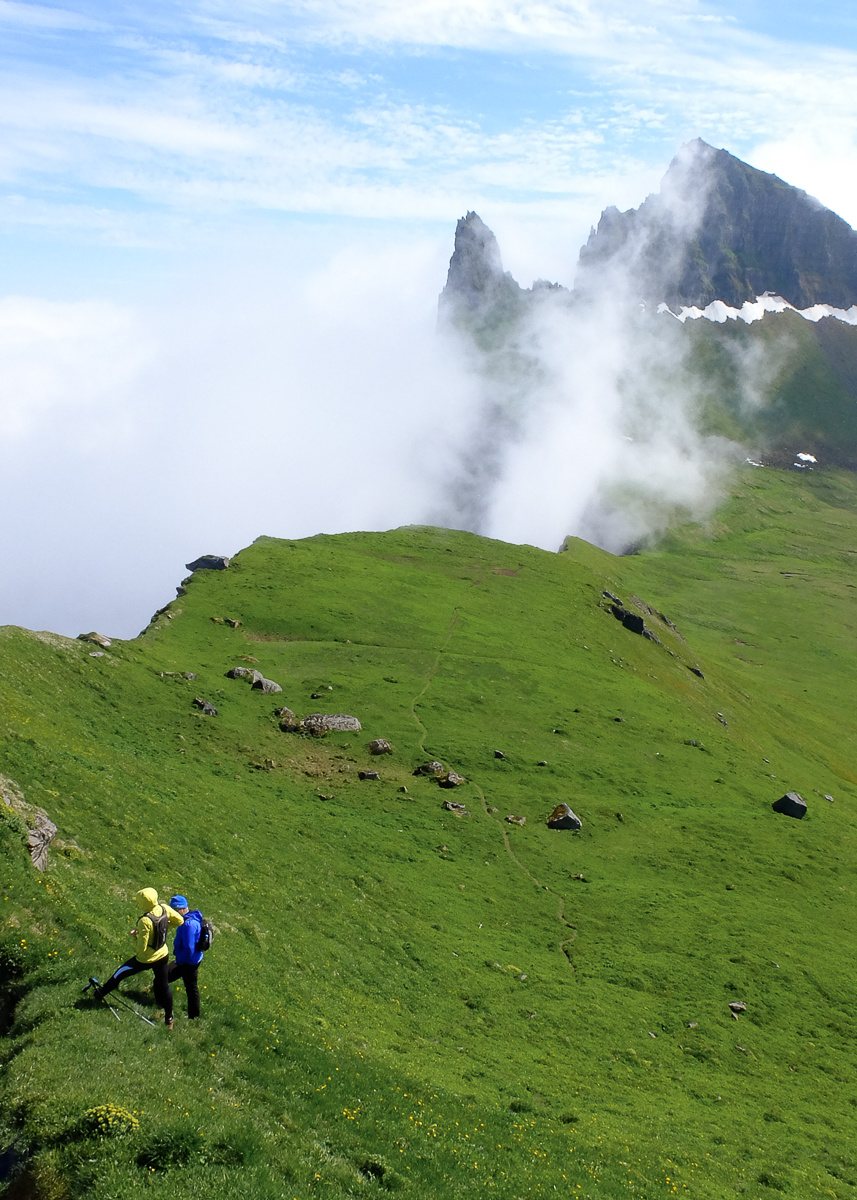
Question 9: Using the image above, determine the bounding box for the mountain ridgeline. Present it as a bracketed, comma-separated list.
[438, 141, 857, 472]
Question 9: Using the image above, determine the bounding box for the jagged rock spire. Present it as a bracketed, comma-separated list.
[439, 211, 520, 316]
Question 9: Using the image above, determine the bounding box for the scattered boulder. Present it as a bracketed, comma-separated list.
[399, 785, 409, 794]
[621, 610, 645, 635]
[368, 738, 394, 755]
[772, 791, 807, 819]
[716, 713, 728, 727]
[301, 713, 362, 736]
[825, 793, 834, 803]
[537, 760, 548, 766]
[225, 618, 242, 629]
[192, 697, 218, 716]
[185, 555, 230, 571]
[252, 676, 283, 694]
[277, 708, 301, 732]
[414, 761, 445, 777]
[728, 1001, 747, 1016]
[689, 666, 704, 679]
[547, 803, 582, 831]
[183, 672, 196, 680]
[78, 632, 111, 648]
[358, 770, 380, 781]
[439, 771, 466, 788]
[1, 774, 57, 871]
[506, 814, 526, 826]
[89, 651, 104, 658]
[608, 603, 661, 641]
[602, 590, 622, 603]
[494, 750, 506, 759]
[226, 667, 251, 679]
[443, 800, 470, 816]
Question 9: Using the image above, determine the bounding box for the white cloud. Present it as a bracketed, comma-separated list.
[0, 232, 481, 636]
[0, 296, 150, 438]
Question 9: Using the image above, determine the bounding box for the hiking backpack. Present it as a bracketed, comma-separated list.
[195, 918, 214, 954]
[146, 909, 169, 952]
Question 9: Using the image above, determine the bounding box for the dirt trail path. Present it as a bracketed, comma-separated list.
[410, 607, 578, 977]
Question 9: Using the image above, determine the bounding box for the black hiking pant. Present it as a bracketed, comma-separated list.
[100, 955, 173, 1021]
[168, 961, 201, 1019]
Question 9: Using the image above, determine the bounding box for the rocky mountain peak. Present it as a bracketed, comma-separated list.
[577, 139, 857, 310]
[439, 211, 521, 316]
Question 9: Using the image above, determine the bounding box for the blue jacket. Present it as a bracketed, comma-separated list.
[173, 909, 204, 966]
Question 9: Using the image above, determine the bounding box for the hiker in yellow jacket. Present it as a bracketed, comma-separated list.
[95, 888, 183, 1028]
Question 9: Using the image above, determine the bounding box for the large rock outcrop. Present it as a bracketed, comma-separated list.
[1, 774, 57, 871]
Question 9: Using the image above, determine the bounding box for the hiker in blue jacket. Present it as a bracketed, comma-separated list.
[167, 894, 204, 1019]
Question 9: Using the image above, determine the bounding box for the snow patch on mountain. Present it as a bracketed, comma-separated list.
[658, 295, 857, 326]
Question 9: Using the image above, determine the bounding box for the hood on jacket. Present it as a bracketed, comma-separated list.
[135, 887, 159, 914]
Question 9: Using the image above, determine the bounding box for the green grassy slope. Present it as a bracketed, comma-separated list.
[683, 312, 857, 466]
[2, 469, 857, 1199]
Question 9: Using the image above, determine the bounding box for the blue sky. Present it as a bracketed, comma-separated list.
[3, 0, 857, 636]
[3, 0, 857, 289]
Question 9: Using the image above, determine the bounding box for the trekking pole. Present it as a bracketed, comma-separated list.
[83, 977, 121, 1022]
[85, 977, 156, 1026]
[110, 995, 156, 1027]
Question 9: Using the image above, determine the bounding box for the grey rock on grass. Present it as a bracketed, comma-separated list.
[277, 708, 300, 732]
[79, 632, 111, 648]
[301, 713, 362, 735]
[772, 791, 807, 819]
[414, 761, 445, 777]
[253, 677, 283, 694]
[186, 555, 230, 571]
[547, 803, 582, 831]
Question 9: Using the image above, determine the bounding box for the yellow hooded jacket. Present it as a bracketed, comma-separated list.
[134, 887, 183, 964]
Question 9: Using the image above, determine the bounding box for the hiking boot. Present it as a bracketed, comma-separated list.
[165, 1017, 174, 1030]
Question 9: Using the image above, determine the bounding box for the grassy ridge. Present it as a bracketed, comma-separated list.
[2, 468, 857, 1198]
